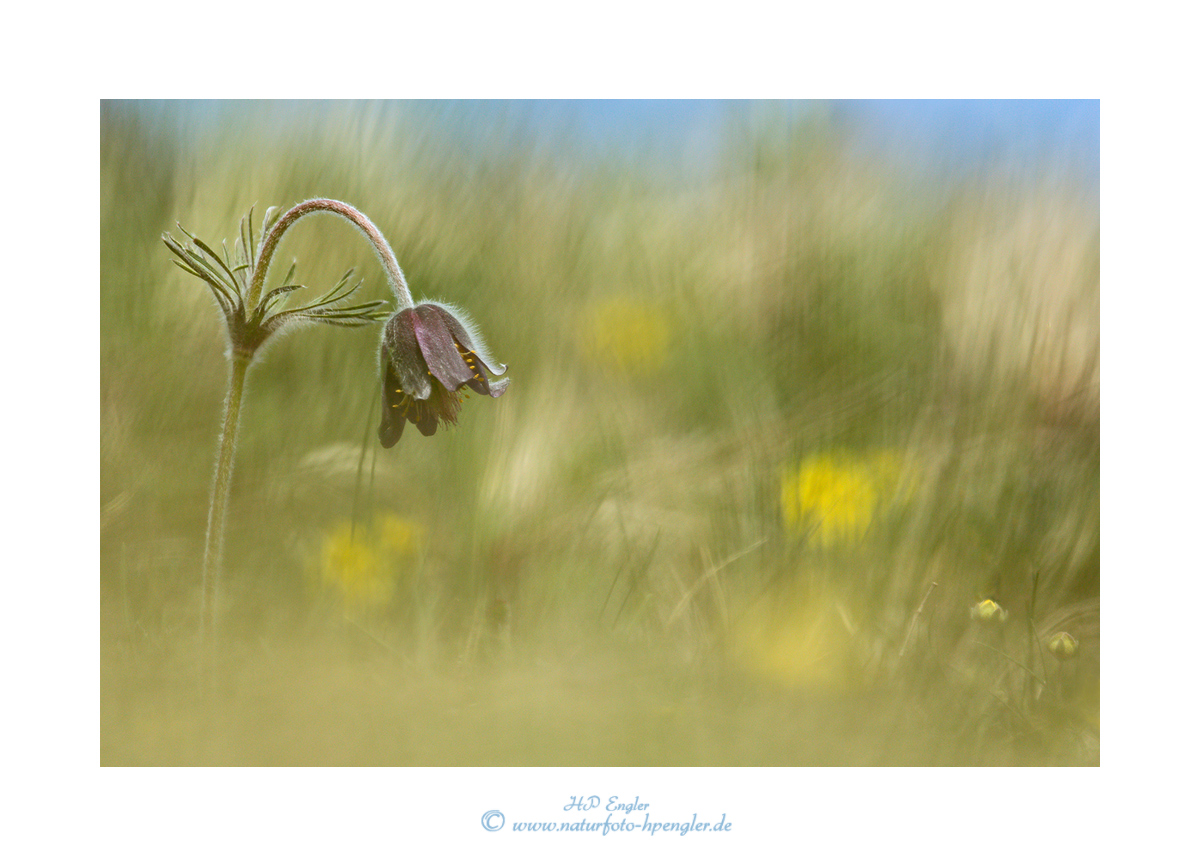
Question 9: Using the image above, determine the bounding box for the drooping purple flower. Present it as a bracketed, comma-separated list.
[378, 302, 508, 446]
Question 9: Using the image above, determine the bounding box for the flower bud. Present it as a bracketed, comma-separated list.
[970, 599, 1008, 623]
[1047, 631, 1079, 660]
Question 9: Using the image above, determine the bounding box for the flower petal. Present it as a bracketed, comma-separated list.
[468, 374, 509, 398]
[415, 411, 440, 436]
[421, 301, 507, 376]
[412, 304, 477, 391]
[382, 309, 432, 401]
[378, 344, 406, 448]
[457, 346, 507, 397]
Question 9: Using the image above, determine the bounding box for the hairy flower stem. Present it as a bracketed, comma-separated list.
[250, 198, 412, 309]
[200, 349, 250, 666]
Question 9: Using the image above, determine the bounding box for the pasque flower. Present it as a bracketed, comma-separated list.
[161, 197, 509, 669]
[163, 200, 395, 660]
[379, 302, 509, 445]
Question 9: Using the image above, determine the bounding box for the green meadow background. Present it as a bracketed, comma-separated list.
[100, 101, 1099, 765]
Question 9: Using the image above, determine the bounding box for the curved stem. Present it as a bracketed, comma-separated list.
[200, 349, 251, 667]
[248, 198, 412, 310]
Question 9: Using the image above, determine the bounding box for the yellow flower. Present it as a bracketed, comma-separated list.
[970, 599, 1009, 623]
[577, 296, 672, 375]
[781, 451, 908, 547]
[318, 512, 424, 607]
